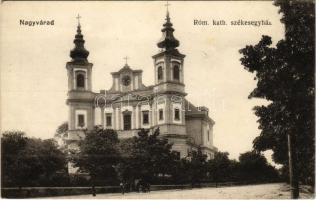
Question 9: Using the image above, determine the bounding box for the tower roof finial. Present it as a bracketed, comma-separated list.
[123, 56, 129, 66]
[76, 14, 81, 26]
[165, 1, 171, 15]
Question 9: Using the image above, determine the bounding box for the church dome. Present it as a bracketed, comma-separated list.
[70, 24, 89, 63]
[157, 11, 180, 51]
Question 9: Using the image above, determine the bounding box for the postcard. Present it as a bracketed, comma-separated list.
[0, 1, 314, 199]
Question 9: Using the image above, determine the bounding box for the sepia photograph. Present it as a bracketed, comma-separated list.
[0, 0, 314, 199]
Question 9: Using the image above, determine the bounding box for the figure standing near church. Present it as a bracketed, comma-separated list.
[120, 181, 125, 195]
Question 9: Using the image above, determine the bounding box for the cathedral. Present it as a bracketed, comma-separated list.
[65, 10, 217, 173]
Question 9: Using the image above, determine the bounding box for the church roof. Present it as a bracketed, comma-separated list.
[111, 64, 143, 75]
[157, 11, 180, 51]
[185, 99, 215, 125]
[70, 23, 90, 63]
[152, 48, 185, 59]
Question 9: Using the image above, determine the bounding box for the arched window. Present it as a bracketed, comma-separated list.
[76, 73, 85, 88]
[157, 66, 163, 80]
[173, 65, 180, 80]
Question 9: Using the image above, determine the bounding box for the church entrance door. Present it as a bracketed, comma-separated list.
[123, 112, 131, 130]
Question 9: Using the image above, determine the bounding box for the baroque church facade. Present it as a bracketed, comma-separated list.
[65, 11, 217, 172]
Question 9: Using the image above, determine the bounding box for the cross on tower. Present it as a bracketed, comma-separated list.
[165, 0, 171, 12]
[76, 14, 81, 25]
[124, 56, 129, 65]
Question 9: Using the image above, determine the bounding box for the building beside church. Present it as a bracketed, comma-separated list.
[65, 10, 217, 172]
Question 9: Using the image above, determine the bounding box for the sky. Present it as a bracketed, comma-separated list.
[0, 1, 284, 163]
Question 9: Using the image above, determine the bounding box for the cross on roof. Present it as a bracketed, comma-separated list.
[76, 14, 81, 25]
[165, 0, 171, 12]
[124, 56, 129, 65]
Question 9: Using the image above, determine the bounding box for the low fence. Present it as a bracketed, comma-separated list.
[1, 184, 193, 198]
[2, 186, 120, 198]
[200, 181, 270, 187]
[1, 182, 279, 198]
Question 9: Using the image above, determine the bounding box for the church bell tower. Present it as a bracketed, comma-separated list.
[152, 8, 187, 149]
[153, 10, 186, 95]
[65, 17, 95, 166]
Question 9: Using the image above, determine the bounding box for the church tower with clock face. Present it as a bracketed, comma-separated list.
[108, 64, 145, 93]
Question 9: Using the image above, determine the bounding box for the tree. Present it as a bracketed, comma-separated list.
[1, 131, 28, 187]
[1, 131, 67, 187]
[187, 147, 208, 187]
[54, 122, 68, 152]
[239, 0, 314, 197]
[23, 138, 68, 186]
[169, 158, 191, 184]
[55, 122, 68, 137]
[117, 128, 176, 184]
[207, 152, 234, 185]
[238, 151, 279, 182]
[71, 127, 120, 185]
[116, 138, 137, 183]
